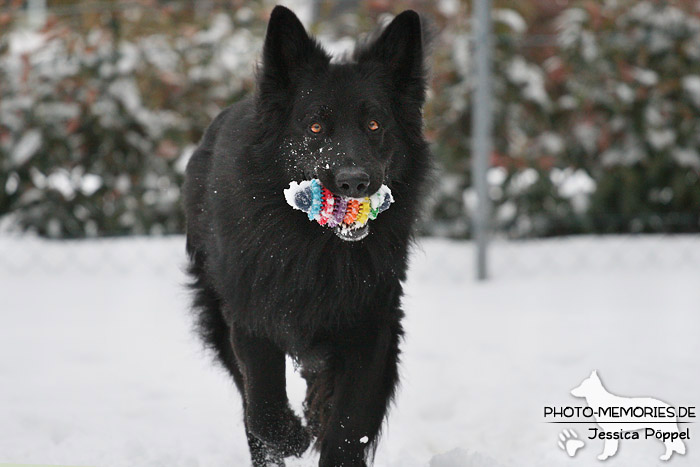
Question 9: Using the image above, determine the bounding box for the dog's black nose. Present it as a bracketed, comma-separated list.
[335, 168, 370, 198]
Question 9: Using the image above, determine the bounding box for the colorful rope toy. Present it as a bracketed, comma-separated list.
[284, 179, 393, 241]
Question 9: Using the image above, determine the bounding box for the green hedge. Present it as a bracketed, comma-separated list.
[2, 1, 699, 238]
[427, 0, 700, 237]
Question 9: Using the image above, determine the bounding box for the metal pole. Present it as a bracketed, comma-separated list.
[27, 0, 47, 29]
[471, 0, 493, 281]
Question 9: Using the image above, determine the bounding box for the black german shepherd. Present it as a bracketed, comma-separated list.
[184, 6, 431, 466]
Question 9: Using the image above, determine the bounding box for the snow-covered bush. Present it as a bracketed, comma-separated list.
[426, 5, 585, 238]
[554, 0, 700, 233]
[423, 0, 700, 238]
[2, 1, 698, 239]
[0, 7, 262, 237]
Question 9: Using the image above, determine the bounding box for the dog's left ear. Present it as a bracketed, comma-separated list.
[357, 11, 427, 99]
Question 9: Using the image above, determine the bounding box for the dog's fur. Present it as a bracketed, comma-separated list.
[183, 6, 431, 466]
[571, 370, 686, 461]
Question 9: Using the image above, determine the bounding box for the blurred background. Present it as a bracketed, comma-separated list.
[1, 2, 700, 467]
[2, 0, 699, 241]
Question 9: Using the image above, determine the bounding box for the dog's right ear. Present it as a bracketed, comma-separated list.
[260, 6, 329, 91]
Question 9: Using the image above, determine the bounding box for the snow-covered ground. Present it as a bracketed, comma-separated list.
[1, 235, 699, 467]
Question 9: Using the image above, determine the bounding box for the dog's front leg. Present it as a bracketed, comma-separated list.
[230, 325, 310, 458]
[598, 438, 619, 460]
[318, 319, 402, 467]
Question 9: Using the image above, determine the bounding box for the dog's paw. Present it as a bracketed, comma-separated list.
[558, 429, 585, 457]
[247, 405, 311, 458]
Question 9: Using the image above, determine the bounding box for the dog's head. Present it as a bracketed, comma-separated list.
[256, 6, 428, 199]
[571, 370, 602, 398]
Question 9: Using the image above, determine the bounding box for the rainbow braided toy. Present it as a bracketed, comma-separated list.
[284, 179, 393, 241]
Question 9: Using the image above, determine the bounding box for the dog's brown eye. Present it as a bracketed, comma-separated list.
[368, 120, 380, 131]
[310, 123, 322, 133]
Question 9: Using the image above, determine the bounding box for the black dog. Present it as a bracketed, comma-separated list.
[184, 6, 431, 466]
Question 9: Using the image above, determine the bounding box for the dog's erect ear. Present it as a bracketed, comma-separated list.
[357, 11, 426, 95]
[591, 370, 599, 380]
[261, 6, 328, 88]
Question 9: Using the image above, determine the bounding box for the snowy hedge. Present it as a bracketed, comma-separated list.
[0, 8, 262, 237]
[427, 0, 700, 237]
[2, 1, 699, 238]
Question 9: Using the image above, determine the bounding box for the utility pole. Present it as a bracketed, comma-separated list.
[471, 0, 493, 281]
[27, 0, 47, 29]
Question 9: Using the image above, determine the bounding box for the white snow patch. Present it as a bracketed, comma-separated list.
[452, 33, 470, 79]
[487, 167, 507, 186]
[47, 170, 75, 200]
[429, 448, 505, 467]
[8, 30, 45, 55]
[438, 0, 460, 17]
[647, 128, 676, 150]
[671, 147, 700, 169]
[506, 57, 550, 107]
[550, 168, 596, 213]
[508, 168, 538, 194]
[616, 83, 635, 103]
[551, 168, 595, 198]
[633, 67, 659, 86]
[0, 236, 699, 467]
[493, 9, 526, 34]
[539, 132, 564, 155]
[283, 180, 313, 210]
[682, 75, 700, 107]
[11, 130, 42, 167]
[176, 144, 197, 174]
[573, 122, 598, 154]
[80, 173, 103, 196]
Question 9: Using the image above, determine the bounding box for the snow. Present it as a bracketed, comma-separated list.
[451, 33, 470, 80]
[647, 128, 676, 150]
[600, 134, 646, 167]
[486, 167, 507, 187]
[194, 13, 233, 45]
[633, 68, 659, 87]
[284, 180, 313, 211]
[573, 123, 598, 155]
[80, 173, 104, 197]
[493, 9, 527, 34]
[671, 147, 700, 169]
[11, 129, 42, 167]
[508, 168, 538, 194]
[8, 29, 45, 55]
[615, 83, 635, 103]
[549, 168, 596, 214]
[4, 172, 20, 195]
[538, 132, 564, 156]
[47, 169, 75, 200]
[176, 145, 197, 175]
[437, 0, 461, 17]
[506, 57, 550, 107]
[681, 75, 700, 108]
[1, 235, 699, 467]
